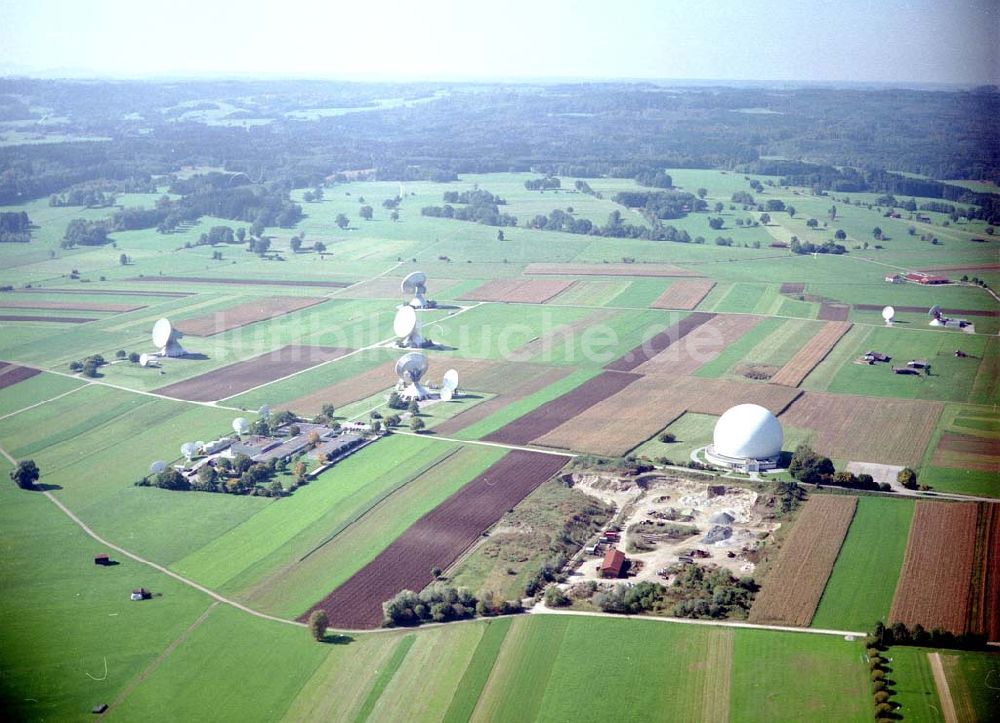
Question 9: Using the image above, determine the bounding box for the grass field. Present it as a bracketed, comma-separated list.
[811, 497, 915, 631]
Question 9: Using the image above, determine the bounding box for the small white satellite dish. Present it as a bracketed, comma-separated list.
[393, 305, 425, 348]
[138, 353, 152, 367]
[882, 306, 895, 325]
[401, 271, 428, 308]
[395, 352, 430, 400]
[232, 417, 250, 435]
[181, 442, 197, 459]
[442, 368, 459, 392]
[152, 318, 187, 357]
[440, 386, 454, 402]
[149, 460, 166, 474]
[257, 404, 271, 418]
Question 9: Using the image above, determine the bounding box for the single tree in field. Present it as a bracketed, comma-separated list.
[829, 205, 837, 220]
[713, 202, 724, 213]
[390, 210, 399, 222]
[335, 214, 349, 230]
[834, 229, 847, 240]
[236, 227, 246, 242]
[128, 352, 140, 363]
[11, 459, 40, 490]
[872, 226, 883, 240]
[786, 205, 796, 218]
[759, 213, 771, 225]
[410, 417, 425, 433]
[696, 188, 708, 199]
[119, 253, 128, 265]
[314, 241, 327, 254]
[497, 229, 505, 241]
[290, 236, 302, 253]
[321, 403, 336, 420]
[359, 205, 373, 221]
[308, 609, 329, 641]
[407, 398, 420, 415]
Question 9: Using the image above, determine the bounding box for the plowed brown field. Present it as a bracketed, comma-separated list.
[154, 345, 352, 402]
[889, 502, 978, 634]
[0, 314, 96, 323]
[971, 503, 1000, 641]
[458, 279, 575, 304]
[649, 280, 716, 310]
[931, 433, 1000, 473]
[605, 312, 715, 372]
[300, 450, 568, 629]
[173, 296, 327, 336]
[770, 321, 851, 387]
[817, 303, 850, 321]
[0, 361, 42, 389]
[779, 283, 805, 294]
[534, 374, 801, 457]
[632, 314, 763, 376]
[524, 262, 703, 277]
[748, 495, 857, 626]
[780, 392, 942, 467]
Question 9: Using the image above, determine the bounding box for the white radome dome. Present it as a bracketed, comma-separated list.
[712, 404, 783, 460]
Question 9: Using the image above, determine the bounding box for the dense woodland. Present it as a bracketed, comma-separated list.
[1, 78, 997, 228]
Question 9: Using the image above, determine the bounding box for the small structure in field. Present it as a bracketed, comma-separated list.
[864, 351, 890, 363]
[130, 588, 151, 601]
[904, 272, 948, 285]
[892, 366, 920, 375]
[600, 548, 628, 578]
[705, 404, 783, 473]
[907, 359, 929, 369]
[884, 274, 902, 284]
[94, 554, 111, 566]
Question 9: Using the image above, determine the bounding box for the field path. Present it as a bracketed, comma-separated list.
[927, 652, 958, 723]
[700, 628, 733, 722]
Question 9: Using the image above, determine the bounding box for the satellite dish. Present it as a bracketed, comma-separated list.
[440, 386, 454, 401]
[882, 306, 895, 324]
[442, 368, 459, 392]
[149, 460, 166, 474]
[232, 417, 250, 435]
[152, 318, 187, 357]
[195, 440, 205, 450]
[181, 442, 197, 459]
[401, 271, 428, 308]
[257, 404, 271, 418]
[393, 305, 425, 348]
[395, 352, 430, 400]
[138, 353, 152, 367]
[929, 304, 942, 319]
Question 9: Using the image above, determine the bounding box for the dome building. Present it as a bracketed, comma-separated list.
[705, 404, 783, 472]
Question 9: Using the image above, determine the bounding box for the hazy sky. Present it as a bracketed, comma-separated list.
[1, 0, 996, 84]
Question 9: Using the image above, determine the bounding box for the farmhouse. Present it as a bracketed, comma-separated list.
[600, 548, 628, 578]
[884, 274, 902, 284]
[705, 404, 783, 472]
[904, 272, 948, 285]
[312, 433, 365, 461]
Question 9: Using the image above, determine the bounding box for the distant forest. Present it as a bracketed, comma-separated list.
[1, 78, 997, 224]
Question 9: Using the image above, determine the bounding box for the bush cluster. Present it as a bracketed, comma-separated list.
[382, 584, 523, 627]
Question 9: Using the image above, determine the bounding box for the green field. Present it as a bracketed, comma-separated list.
[811, 497, 915, 631]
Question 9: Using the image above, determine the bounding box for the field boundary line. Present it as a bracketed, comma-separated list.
[391, 430, 577, 457]
[0, 383, 89, 422]
[927, 652, 958, 723]
[108, 601, 220, 712]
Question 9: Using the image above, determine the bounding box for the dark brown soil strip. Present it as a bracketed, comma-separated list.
[299, 450, 568, 629]
[482, 371, 642, 446]
[0, 300, 146, 313]
[604, 311, 715, 372]
[0, 361, 42, 389]
[153, 345, 352, 402]
[0, 314, 97, 323]
[780, 283, 805, 294]
[132, 276, 351, 288]
[817, 303, 850, 321]
[853, 304, 998, 318]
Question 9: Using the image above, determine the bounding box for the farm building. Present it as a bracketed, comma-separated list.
[600, 548, 628, 578]
[863, 351, 890, 363]
[704, 404, 783, 472]
[893, 366, 920, 375]
[904, 272, 948, 285]
[94, 554, 111, 566]
[884, 274, 902, 284]
[907, 360, 929, 369]
[130, 588, 151, 601]
[311, 433, 366, 461]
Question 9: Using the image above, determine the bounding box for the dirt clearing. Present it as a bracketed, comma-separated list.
[780, 392, 942, 467]
[769, 321, 852, 387]
[889, 502, 978, 634]
[173, 296, 327, 336]
[154, 345, 352, 402]
[458, 279, 575, 304]
[301, 450, 568, 629]
[748, 496, 857, 626]
[649, 280, 716, 310]
[483, 371, 642, 446]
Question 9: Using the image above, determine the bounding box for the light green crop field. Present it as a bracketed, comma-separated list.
[811, 497, 915, 631]
[888, 647, 946, 722]
[0, 371, 83, 417]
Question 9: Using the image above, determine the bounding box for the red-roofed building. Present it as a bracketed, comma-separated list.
[904, 272, 949, 285]
[600, 548, 628, 579]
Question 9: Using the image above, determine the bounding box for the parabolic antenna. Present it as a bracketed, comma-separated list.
[440, 386, 454, 402]
[401, 271, 428, 308]
[257, 404, 271, 418]
[149, 460, 166, 474]
[393, 305, 425, 348]
[395, 352, 430, 400]
[181, 442, 197, 459]
[442, 368, 459, 392]
[152, 317, 187, 357]
[881, 306, 895, 324]
[232, 417, 250, 435]
[138, 353, 152, 367]
[929, 304, 942, 318]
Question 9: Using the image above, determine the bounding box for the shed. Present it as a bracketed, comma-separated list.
[94, 554, 110, 566]
[600, 548, 628, 579]
[130, 588, 151, 601]
[892, 367, 920, 375]
[864, 351, 890, 362]
[907, 359, 929, 369]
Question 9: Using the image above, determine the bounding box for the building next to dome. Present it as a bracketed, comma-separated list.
[705, 404, 783, 473]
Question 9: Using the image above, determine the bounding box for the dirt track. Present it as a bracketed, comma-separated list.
[173, 296, 327, 336]
[300, 450, 568, 629]
[0, 361, 42, 389]
[154, 345, 352, 402]
[483, 371, 642, 446]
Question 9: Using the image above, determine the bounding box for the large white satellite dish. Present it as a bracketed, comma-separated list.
[881, 306, 895, 325]
[442, 368, 459, 392]
[395, 352, 430, 400]
[149, 460, 166, 474]
[152, 318, 187, 357]
[181, 442, 197, 460]
[232, 417, 250, 435]
[401, 271, 428, 308]
[440, 386, 454, 402]
[393, 305, 425, 348]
